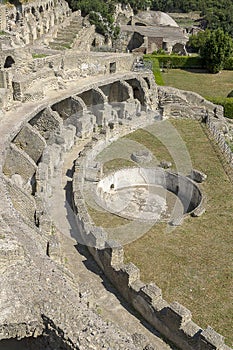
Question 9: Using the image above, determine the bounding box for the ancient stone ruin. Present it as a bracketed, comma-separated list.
[0, 1, 232, 350]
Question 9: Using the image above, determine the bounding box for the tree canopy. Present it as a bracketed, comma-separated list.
[189, 28, 233, 73]
[67, 0, 233, 38]
[201, 29, 233, 73]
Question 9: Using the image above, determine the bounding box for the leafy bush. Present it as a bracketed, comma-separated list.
[227, 90, 233, 97]
[144, 54, 204, 69]
[207, 97, 233, 119]
[224, 57, 233, 70]
[200, 29, 233, 73]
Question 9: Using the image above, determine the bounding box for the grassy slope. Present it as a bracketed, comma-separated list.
[124, 120, 233, 346]
[161, 68, 233, 98]
[89, 120, 233, 346]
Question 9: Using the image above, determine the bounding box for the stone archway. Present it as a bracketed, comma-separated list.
[126, 78, 146, 107]
[4, 56, 15, 68]
[78, 88, 105, 108]
[100, 81, 131, 103]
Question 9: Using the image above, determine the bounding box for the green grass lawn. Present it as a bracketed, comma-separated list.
[161, 68, 233, 99]
[89, 120, 233, 346]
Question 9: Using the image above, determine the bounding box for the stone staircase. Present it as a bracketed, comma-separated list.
[49, 13, 84, 50]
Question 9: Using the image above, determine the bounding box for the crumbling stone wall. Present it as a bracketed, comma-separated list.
[12, 123, 46, 163]
[2, 71, 154, 223]
[158, 86, 233, 166]
[0, 51, 136, 107]
[206, 116, 233, 166]
[0, 0, 71, 44]
[158, 86, 224, 120]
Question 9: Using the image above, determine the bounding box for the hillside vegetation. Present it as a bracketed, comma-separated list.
[66, 0, 233, 38]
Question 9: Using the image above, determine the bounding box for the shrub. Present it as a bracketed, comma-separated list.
[207, 97, 233, 119]
[200, 29, 233, 73]
[224, 57, 233, 70]
[227, 90, 233, 97]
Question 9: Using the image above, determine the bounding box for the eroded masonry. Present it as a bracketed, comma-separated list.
[0, 1, 232, 350]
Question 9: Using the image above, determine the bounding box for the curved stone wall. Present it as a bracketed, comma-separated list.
[1, 71, 156, 225]
[96, 167, 203, 217]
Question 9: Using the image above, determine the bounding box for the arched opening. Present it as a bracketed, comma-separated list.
[143, 77, 151, 89]
[15, 12, 20, 22]
[4, 56, 15, 68]
[135, 22, 147, 26]
[109, 62, 116, 74]
[133, 87, 142, 102]
[126, 79, 146, 107]
[100, 82, 130, 103]
[78, 89, 105, 125]
[127, 32, 144, 52]
[51, 97, 81, 120]
[172, 42, 186, 55]
[39, 5, 43, 13]
[79, 89, 105, 108]
[31, 7, 36, 16]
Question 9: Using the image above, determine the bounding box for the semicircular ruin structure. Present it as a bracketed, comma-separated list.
[95, 167, 204, 222]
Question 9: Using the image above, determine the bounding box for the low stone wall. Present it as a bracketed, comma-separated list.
[158, 86, 233, 168]
[72, 131, 231, 350]
[206, 116, 233, 166]
[158, 86, 224, 121]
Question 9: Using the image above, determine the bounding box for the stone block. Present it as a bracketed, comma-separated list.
[89, 227, 107, 249]
[199, 327, 225, 350]
[13, 123, 46, 163]
[29, 107, 63, 142]
[139, 283, 162, 304]
[3, 144, 37, 184]
[105, 240, 124, 267]
[162, 302, 192, 330]
[190, 169, 207, 183]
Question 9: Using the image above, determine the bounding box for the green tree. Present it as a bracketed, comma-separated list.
[200, 28, 233, 73]
[187, 30, 209, 53]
